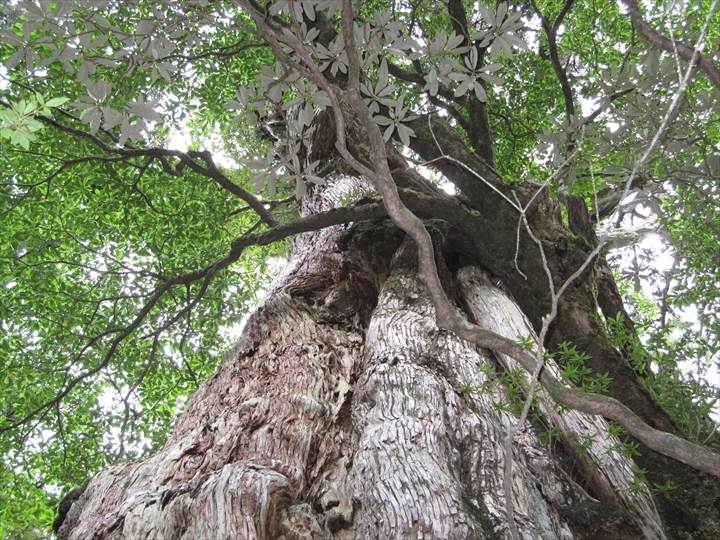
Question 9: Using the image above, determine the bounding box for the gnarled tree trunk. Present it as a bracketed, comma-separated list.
[56, 178, 666, 539]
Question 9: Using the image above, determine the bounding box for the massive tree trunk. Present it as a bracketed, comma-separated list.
[56, 178, 668, 539]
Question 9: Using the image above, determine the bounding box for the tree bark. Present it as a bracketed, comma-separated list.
[56, 178, 666, 539]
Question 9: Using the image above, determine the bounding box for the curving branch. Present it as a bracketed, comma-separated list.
[165, 40, 266, 62]
[621, 0, 720, 90]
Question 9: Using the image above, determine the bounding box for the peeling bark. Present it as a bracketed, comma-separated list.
[57, 178, 667, 539]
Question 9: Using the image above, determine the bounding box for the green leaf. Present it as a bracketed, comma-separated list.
[44, 97, 70, 108]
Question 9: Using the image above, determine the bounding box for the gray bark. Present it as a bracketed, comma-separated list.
[57, 178, 665, 539]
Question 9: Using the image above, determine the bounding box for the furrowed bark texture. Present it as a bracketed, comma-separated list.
[57, 179, 665, 539]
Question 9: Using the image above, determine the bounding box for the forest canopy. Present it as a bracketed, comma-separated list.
[0, 0, 719, 537]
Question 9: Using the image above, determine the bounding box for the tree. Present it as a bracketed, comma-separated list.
[1, 0, 719, 538]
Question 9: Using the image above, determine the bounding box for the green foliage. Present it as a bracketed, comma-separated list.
[456, 381, 475, 396]
[628, 465, 650, 495]
[0, 95, 68, 149]
[662, 176, 720, 361]
[492, 367, 533, 417]
[604, 292, 719, 441]
[652, 478, 677, 496]
[338, 184, 378, 207]
[515, 334, 536, 352]
[553, 342, 612, 394]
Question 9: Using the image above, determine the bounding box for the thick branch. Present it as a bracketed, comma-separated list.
[447, 0, 494, 163]
[339, 1, 720, 479]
